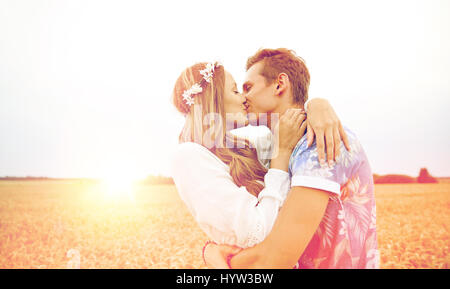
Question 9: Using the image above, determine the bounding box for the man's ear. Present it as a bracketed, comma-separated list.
[275, 73, 289, 97]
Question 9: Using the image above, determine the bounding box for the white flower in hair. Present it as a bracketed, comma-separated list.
[190, 83, 203, 94]
[182, 62, 221, 107]
[200, 62, 216, 83]
[182, 91, 191, 102]
[182, 83, 202, 106]
[185, 96, 195, 106]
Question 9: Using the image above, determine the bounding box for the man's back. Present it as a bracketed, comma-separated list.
[288, 128, 379, 268]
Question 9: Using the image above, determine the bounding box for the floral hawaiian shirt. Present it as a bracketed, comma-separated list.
[288, 128, 379, 269]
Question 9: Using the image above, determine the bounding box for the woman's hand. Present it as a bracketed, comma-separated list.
[203, 241, 242, 269]
[305, 98, 351, 166]
[275, 108, 307, 152]
[271, 108, 307, 171]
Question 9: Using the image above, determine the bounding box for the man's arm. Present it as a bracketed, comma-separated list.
[230, 186, 330, 269]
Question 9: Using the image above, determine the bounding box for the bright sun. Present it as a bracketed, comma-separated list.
[99, 174, 140, 202]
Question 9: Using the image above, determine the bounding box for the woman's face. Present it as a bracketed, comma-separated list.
[223, 71, 248, 128]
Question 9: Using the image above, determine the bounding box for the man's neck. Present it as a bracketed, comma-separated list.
[267, 101, 304, 129]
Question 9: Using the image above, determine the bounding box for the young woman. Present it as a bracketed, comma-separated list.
[170, 62, 346, 256]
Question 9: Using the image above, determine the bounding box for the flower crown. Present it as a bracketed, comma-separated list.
[182, 62, 221, 106]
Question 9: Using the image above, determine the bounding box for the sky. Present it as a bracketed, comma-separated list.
[0, 0, 449, 179]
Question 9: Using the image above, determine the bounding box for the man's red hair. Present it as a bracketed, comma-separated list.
[246, 48, 310, 105]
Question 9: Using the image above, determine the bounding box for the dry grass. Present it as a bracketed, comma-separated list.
[375, 183, 449, 268]
[0, 181, 448, 269]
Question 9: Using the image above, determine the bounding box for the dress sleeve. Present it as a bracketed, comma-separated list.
[171, 142, 290, 248]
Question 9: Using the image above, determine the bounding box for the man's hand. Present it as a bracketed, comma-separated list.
[203, 242, 242, 269]
[305, 98, 351, 166]
[228, 186, 330, 269]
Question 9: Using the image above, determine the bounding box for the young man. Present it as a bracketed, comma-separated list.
[206, 48, 379, 269]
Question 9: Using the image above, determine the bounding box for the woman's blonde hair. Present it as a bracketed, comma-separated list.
[172, 62, 267, 197]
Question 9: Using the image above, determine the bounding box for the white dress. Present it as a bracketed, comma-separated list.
[170, 125, 290, 248]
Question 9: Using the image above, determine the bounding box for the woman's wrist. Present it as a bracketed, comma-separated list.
[270, 150, 292, 172]
[277, 147, 293, 155]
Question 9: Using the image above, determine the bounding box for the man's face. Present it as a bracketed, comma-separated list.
[243, 61, 279, 117]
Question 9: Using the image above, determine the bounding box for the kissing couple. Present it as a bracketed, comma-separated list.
[171, 48, 379, 269]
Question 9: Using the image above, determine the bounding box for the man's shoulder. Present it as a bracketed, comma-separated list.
[288, 126, 366, 174]
[291, 126, 360, 158]
[288, 126, 369, 189]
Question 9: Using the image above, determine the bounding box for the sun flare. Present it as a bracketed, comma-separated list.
[99, 174, 140, 202]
